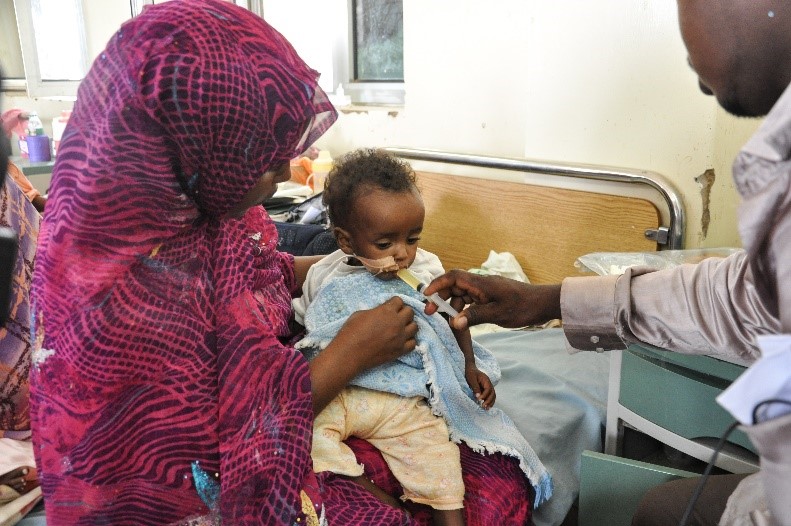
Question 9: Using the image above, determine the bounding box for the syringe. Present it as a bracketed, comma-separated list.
[396, 268, 460, 318]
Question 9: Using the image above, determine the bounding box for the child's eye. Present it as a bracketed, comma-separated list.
[407, 237, 420, 245]
[375, 242, 392, 250]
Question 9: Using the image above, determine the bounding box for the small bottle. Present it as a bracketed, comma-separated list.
[25, 111, 51, 162]
[27, 112, 45, 136]
[310, 150, 333, 193]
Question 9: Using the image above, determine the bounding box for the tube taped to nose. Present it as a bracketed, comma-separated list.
[353, 254, 400, 275]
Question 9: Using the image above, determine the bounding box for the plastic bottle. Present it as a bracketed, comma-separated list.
[309, 150, 333, 194]
[25, 111, 51, 162]
[27, 112, 45, 136]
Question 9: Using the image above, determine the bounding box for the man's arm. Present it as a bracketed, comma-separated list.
[562, 250, 779, 364]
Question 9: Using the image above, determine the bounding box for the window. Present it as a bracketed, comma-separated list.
[8, 0, 249, 98]
[0, 0, 25, 81]
[2, 0, 402, 104]
[12, 0, 90, 98]
[262, 0, 404, 106]
[131, 0, 253, 16]
[352, 0, 403, 82]
[7, 0, 131, 99]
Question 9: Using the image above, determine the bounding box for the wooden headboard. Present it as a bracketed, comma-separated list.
[415, 171, 662, 285]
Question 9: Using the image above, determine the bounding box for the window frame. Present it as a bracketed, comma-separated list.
[260, 0, 404, 107]
[5, 0, 404, 105]
[12, 0, 91, 98]
[343, 0, 404, 105]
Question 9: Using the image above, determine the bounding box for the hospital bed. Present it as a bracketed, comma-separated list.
[18, 148, 744, 526]
[384, 148, 752, 526]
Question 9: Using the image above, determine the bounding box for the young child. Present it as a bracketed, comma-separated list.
[293, 148, 552, 524]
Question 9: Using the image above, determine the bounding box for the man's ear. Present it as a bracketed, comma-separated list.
[333, 227, 354, 254]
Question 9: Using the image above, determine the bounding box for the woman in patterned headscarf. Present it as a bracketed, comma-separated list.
[30, 1, 532, 524]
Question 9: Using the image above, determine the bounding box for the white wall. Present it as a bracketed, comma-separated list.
[311, 0, 760, 249]
[5, 0, 761, 248]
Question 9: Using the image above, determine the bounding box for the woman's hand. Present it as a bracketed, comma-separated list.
[422, 270, 562, 331]
[334, 297, 418, 371]
[309, 297, 417, 413]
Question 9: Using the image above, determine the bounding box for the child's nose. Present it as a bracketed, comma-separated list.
[394, 244, 409, 262]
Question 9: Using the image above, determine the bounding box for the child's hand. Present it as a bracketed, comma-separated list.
[0, 466, 38, 495]
[465, 365, 496, 409]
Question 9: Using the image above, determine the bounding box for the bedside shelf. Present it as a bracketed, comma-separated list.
[579, 346, 760, 526]
[605, 345, 758, 474]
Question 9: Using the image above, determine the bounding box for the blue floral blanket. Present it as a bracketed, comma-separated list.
[295, 271, 553, 507]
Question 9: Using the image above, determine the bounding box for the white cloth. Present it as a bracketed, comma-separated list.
[0, 439, 34, 481]
[718, 474, 768, 526]
[0, 439, 41, 526]
[717, 335, 791, 425]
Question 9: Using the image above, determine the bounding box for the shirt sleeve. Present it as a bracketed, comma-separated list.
[560, 250, 779, 365]
[291, 267, 312, 326]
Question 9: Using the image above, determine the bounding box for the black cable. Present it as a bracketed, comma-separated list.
[678, 398, 791, 526]
[751, 398, 791, 426]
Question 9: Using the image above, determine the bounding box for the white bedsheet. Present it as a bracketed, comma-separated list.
[474, 328, 610, 526]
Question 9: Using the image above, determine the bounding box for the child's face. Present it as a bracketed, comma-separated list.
[337, 186, 425, 277]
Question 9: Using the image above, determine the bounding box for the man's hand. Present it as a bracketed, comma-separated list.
[423, 270, 562, 330]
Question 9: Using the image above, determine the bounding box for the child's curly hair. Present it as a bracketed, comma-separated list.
[323, 148, 418, 229]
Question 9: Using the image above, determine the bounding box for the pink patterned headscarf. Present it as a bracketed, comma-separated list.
[30, 1, 336, 523]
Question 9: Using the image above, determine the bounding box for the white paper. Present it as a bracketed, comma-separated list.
[717, 335, 791, 425]
[273, 181, 312, 199]
[477, 250, 530, 283]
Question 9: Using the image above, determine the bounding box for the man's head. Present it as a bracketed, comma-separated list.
[677, 0, 791, 117]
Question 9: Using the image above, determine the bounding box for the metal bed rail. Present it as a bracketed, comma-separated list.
[384, 147, 686, 250]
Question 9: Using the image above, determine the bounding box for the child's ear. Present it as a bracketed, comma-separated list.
[334, 227, 355, 255]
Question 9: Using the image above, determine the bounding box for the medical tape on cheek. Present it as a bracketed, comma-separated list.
[353, 254, 400, 275]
